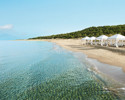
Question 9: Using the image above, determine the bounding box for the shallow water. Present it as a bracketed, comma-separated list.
[0, 41, 124, 100]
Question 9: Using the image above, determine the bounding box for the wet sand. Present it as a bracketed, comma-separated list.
[72, 51, 125, 85]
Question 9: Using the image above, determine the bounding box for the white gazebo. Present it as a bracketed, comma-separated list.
[81, 36, 90, 45]
[108, 34, 125, 47]
[89, 37, 96, 45]
[96, 35, 108, 46]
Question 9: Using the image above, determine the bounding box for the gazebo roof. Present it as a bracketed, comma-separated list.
[97, 35, 108, 40]
[82, 36, 90, 40]
[89, 36, 96, 40]
[108, 34, 125, 40]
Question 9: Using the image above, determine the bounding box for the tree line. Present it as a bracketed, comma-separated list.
[30, 24, 125, 39]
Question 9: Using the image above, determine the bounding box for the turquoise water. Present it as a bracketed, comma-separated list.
[0, 41, 122, 100]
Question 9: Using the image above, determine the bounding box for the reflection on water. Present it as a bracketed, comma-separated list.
[0, 41, 124, 100]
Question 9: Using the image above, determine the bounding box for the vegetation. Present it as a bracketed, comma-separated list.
[30, 24, 125, 39]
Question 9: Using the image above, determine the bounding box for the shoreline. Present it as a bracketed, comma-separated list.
[22, 39, 125, 71]
[71, 51, 125, 85]
[46, 39, 125, 85]
[38, 39, 125, 70]
[17, 39, 125, 84]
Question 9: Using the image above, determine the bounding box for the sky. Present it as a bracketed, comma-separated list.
[0, 0, 125, 40]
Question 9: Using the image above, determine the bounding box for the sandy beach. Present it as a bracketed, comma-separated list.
[28, 39, 125, 72]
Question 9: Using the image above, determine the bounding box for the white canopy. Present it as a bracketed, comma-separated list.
[108, 34, 125, 40]
[97, 35, 108, 40]
[88, 37, 96, 45]
[82, 36, 90, 40]
[108, 34, 125, 48]
[89, 36, 96, 40]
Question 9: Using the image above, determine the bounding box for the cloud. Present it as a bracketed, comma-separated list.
[0, 24, 13, 30]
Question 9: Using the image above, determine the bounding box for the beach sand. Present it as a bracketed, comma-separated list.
[28, 39, 125, 72]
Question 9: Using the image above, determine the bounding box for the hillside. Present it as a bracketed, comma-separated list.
[30, 25, 125, 39]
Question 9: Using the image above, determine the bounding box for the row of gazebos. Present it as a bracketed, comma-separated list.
[82, 34, 125, 48]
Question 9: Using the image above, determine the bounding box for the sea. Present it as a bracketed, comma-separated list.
[0, 41, 124, 100]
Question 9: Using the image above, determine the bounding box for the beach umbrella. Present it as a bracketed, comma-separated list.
[108, 34, 125, 47]
[97, 35, 108, 46]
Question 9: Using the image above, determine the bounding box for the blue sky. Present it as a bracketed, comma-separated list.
[0, 0, 125, 40]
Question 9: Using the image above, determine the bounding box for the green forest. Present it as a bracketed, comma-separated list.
[30, 24, 125, 39]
